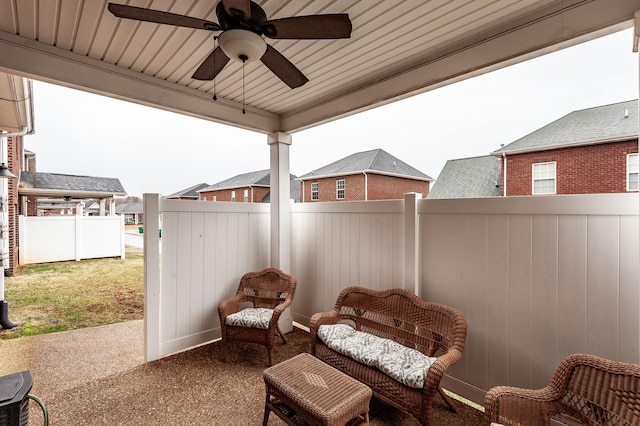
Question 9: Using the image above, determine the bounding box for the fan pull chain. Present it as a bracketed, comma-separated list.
[212, 36, 218, 101]
[241, 56, 247, 114]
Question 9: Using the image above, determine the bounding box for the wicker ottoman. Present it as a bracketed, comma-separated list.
[263, 353, 372, 426]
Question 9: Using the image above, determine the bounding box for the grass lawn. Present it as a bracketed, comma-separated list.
[0, 249, 143, 340]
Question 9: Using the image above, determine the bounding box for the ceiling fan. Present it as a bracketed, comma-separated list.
[107, 1, 352, 89]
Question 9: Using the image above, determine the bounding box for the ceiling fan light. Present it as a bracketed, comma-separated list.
[218, 29, 267, 63]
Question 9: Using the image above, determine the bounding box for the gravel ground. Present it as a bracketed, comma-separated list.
[0, 321, 485, 425]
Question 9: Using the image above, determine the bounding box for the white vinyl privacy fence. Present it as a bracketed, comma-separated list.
[145, 192, 639, 406]
[18, 215, 125, 264]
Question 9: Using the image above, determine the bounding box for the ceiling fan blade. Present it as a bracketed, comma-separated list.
[260, 45, 308, 89]
[221, 0, 251, 21]
[192, 47, 230, 80]
[261, 14, 352, 39]
[108, 3, 220, 31]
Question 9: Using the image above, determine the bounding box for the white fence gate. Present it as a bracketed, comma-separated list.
[19, 215, 125, 265]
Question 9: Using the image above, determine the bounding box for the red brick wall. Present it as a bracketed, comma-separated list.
[200, 186, 270, 202]
[301, 174, 430, 202]
[503, 140, 639, 196]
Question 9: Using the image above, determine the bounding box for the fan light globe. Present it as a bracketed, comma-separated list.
[218, 29, 267, 62]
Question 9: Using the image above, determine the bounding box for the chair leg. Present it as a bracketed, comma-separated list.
[276, 325, 287, 344]
[438, 387, 457, 413]
[221, 340, 227, 362]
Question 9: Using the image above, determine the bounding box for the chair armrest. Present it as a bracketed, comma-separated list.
[218, 295, 245, 320]
[268, 298, 294, 327]
[484, 385, 559, 426]
[309, 311, 339, 354]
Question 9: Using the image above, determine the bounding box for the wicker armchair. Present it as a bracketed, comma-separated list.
[484, 353, 640, 426]
[218, 267, 297, 366]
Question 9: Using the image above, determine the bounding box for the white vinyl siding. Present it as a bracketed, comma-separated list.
[532, 162, 556, 194]
[627, 153, 638, 191]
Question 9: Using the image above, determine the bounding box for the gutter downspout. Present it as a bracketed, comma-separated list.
[363, 171, 368, 201]
[502, 153, 507, 197]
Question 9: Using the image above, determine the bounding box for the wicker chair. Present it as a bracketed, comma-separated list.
[218, 267, 297, 366]
[484, 353, 640, 425]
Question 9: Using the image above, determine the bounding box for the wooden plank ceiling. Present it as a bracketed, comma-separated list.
[0, 0, 638, 134]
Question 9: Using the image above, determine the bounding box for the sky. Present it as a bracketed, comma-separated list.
[25, 27, 639, 198]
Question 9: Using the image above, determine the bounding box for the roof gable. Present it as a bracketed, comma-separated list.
[493, 99, 639, 155]
[427, 155, 501, 199]
[299, 149, 432, 181]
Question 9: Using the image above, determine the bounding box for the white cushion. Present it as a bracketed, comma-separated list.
[317, 324, 436, 389]
[225, 307, 273, 329]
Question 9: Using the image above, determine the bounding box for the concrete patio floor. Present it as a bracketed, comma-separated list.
[0, 321, 485, 425]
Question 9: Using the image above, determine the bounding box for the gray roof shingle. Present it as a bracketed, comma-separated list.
[200, 170, 271, 191]
[200, 170, 299, 202]
[427, 155, 501, 199]
[492, 99, 639, 155]
[165, 183, 209, 199]
[19, 171, 126, 195]
[116, 202, 143, 214]
[299, 149, 432, 181]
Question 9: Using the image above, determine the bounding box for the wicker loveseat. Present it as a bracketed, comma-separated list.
[484, 353, 640, 426]
[309, 286, 468, 426]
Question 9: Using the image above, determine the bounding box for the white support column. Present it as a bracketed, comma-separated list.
[403, 192, 421, 296]
[268, 132, 293, 335]
[143, 193, 161, 361]
[267, 132, 292, 272]
[99, 199, 106, 216]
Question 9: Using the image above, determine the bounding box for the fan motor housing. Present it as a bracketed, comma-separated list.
[216, 1, 266, 34]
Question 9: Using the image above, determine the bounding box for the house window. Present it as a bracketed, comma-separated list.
[213, 196, 217, 202]
[628, 153, 639, 191]
[532, 162, 556, 194]
[336, 179, 345, 199]
[244, 189, 249, 202]
[231, 190, 236, 202]
[311, 182, 319, 200]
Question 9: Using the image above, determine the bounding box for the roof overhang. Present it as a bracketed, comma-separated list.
[491, 135, 639, 156]
[298, 170, 433, 182]
[0, 0, 637, 135]
[0, 73, 34, 134]
[18, 188, 125, 199]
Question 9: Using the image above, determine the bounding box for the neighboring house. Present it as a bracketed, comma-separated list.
[18, 171, 126, 216]
[164, 183, 209, 200]
[199, 170, 300, 203]
[427, 155, 501, 199]
[492, 99, 639, 196]
[298, 149, 432, 202]
[116, 202, 143, 224]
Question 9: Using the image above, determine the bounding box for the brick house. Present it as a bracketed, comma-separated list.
[492, 99, 639, 196]
[199, 170, 300, 202]
[298, 149, 432, 202]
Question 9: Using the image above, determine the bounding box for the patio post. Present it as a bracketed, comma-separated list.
[403, 192, 421, 296]
[268, 132, 293, 334]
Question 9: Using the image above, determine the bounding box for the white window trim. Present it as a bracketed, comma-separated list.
[243, 189, 249, 202]
[231, 190, 236, 202]
[311, 182, 319, 201]
[627, 153, 639, 191]
[532, 161, 556, 195]
[336, 179, 345, 200]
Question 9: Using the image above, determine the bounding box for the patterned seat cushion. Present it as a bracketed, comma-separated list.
[225, 308, 273, 329]
[317, 324, 436, 388]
